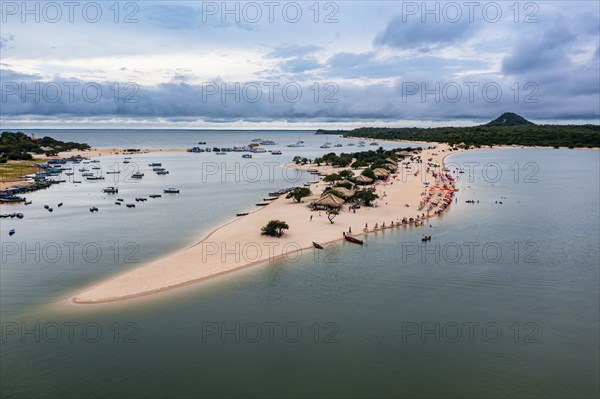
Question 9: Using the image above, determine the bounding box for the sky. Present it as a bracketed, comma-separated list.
[1, 0, 599, 129]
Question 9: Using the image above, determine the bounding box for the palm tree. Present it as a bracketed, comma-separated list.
[261, 220, 289, 237]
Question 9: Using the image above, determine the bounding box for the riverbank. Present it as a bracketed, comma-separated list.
[70, 143, 460, 304]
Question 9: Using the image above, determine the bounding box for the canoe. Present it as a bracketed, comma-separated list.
[312, 242, 324, 249]
[236, 212, 249, 216]
[344, 235, 363, 245]
[256, 203, 269, 206]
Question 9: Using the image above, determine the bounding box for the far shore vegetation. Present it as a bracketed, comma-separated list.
[317, 113, 600, 149]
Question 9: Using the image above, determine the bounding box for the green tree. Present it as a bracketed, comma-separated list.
[326, 209, 339, 224]
[261, 220, 289, 237]
[361, 168, 376, 180]
[286, 187, 312, 202]
[323, 173, 341, 183]
[353, 189, 379, 206]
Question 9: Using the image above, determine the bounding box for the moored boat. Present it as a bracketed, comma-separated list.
[344, 234, 363, 245]
[163, 188, 180, 194]
[312, 242, 324, 249]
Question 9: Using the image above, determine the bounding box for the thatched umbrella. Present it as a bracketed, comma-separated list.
[330, 187, 355, 198]
[373, 168, 391, 178]
[384, 162, 398, 172]
[314, 193, 345, 208]
[354, 175, 373, 184]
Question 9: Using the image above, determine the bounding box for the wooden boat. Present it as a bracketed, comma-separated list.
[0, 196, 26, 203]
[156, 170, 169, 175]
[102, 187, 118, 194]
[344, 234, 363, 245]
[9, 228, 15, 236]
[126, 204, 135, 208]
[236, 212, 249, 216]
[256, 203, 269, 206]
[89, 206, 98, 212]
[262, 197, 277, 201]
[106, 171, 120, 174]
[131, 172, 144, 179]
[312, 242, 324, 249]
[135, 197, 147, 202]
[163, 188, 180, 194]
[115, 201, 122, 205]
[149, 194, 162, 198]
[57, 203, 63, 207]
[421, 235, 432, 242]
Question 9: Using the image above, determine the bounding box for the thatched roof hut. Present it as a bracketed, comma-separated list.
[373, 168, 391, 178]
[354, 175, 373, 184]
[313, 193, 345, 208]
[329, 187, 355, 198]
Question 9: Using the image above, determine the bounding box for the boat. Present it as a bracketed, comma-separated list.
[344, 234, 363, 245]
[242, 154, 252, 159]
[303, 183, 312, 187]
[73, 181, 82, 184]
[312, 242, 324, 249]
[24, 201, 32, 205]
[287, 141, 304, 148]
[9, 228, 15, 236]
[271, 150, 282, 155]
[106, 171, 120, 174]
[131, 172, 144, 179]
[370, 142, 379, 146]
[164, 188, 180, 194]
[256, 203, 269, 206]
[86, 176, 105, 181]
[320, 141, 332, 149]
[115, 201, 121, 205]
[123, 160, 130, 164]
[334, 143, 343, 147]
[89, 206, 98, 212]
[421, 235, 432, 242]
[236, 212, 249, 216]
[135, 197, 147, 202]
[102, 187, 119, 194]
[65, 172, 74, 176]
[0, 196, 26, 203]
[116, 198, 124, 202]
[149, 163, 162, 167]
[57, 203, 63, 207]
[198, 141, 207, 145]
[215, 152, 226, 155]
[348, 142, 355, 146]
[149, 194, 162, 198]
[126, 203, 135, 208]
[157, 170, 169, 175]
[48, 208, 53, 212]
[251, 148, 267, 153]
[44, 204, 49, 209]
[82, 172, 93, 177]
[92, 166, 101, 170]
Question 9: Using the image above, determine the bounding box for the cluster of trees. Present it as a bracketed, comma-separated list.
[313, 147, 419, 169]
[0, 131, 91, 162]
[346, 124, 600, 148]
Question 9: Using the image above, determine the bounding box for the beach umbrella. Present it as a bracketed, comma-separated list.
[373, 168, 390, 178]
[313, 193, 345, 208]
[354, 175, 373, 184]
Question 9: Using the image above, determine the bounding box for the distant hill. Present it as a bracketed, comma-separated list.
[485, 112, 535, 127]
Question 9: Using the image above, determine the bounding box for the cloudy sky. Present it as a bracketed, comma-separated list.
[1, 1, 599, 129]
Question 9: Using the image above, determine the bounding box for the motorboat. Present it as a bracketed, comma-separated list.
[164, 188, 180, 194]
[102, 187, 118, 194]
